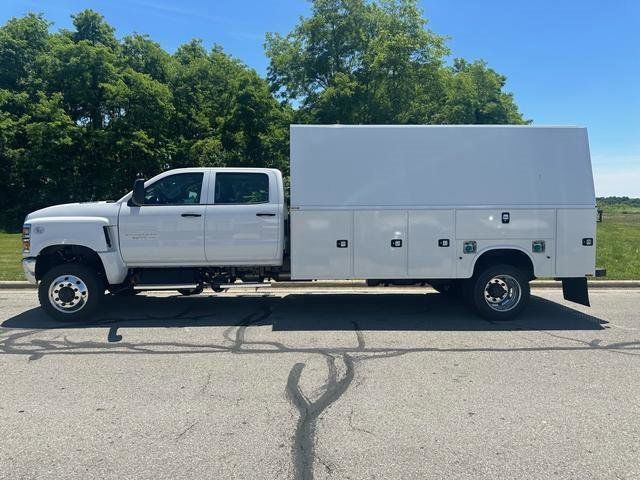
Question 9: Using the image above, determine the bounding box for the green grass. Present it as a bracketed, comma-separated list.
[0, 233, 22, 281]
[1, 212, 639, 281]
[595, 211, 640, 280]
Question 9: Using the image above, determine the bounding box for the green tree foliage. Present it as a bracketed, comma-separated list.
[0, 10, 290, 230]
[1, 3, 526, 230]
[266, 0, 527, 125]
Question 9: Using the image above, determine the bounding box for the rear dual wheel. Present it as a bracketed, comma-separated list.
[466, 264, 530, 321]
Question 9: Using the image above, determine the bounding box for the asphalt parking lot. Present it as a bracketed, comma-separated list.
[1, 287, 639, 480]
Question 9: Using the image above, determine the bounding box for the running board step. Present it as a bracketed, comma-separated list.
[218, 283, 272, 289]
[133, 284, 198, 290]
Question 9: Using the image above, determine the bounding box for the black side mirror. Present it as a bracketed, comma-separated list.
[130, 178, 145, 206]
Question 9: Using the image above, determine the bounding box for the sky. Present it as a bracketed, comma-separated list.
[2, 0, 639, 197]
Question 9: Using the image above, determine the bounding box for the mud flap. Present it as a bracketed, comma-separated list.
[562, 277, 590, 307]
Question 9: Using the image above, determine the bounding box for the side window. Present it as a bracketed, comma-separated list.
[214, 173, 269, 205]
[143, 172, 204, 205]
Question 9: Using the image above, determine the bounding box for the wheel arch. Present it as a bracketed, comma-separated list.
[471, 247, 535, 280]
[36, 244, 107, 282]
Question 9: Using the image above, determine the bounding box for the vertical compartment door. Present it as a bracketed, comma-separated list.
[291, 210, 353, 279]
[408, 210, 455, 278]
[354, 211, 408, 278]
[556, 209, 596, 277]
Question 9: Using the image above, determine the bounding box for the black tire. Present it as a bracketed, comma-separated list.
[178, 286, 203, 296]
[467, 264, 530, 321]
[38, 263, 105, 322]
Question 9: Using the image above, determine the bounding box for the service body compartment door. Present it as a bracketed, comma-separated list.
[354, 210, 407, 278]
[556, 209, 596, 277]
[455, 209, 555, 239]
[291, 210, 353, 279]
[408, 210, 455, 278]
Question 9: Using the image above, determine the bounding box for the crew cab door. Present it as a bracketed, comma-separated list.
[118, 171, 208, 265]
[204, 171, 280, 264]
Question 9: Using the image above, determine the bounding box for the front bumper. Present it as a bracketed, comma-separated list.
[22, 258, 37, 284]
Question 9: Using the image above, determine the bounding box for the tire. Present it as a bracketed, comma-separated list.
[178, 286, 203, 296]
[38, 263, 105, 322]
[467, 264, 530, 321]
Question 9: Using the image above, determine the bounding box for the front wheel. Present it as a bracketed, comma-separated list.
[38, 264, 104, 322]
[467, 264, 530, 321]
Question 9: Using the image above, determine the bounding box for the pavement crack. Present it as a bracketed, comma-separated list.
[348, 407, 374, 436]
[176, 420, 198, 441]
[200, 372, 212, 394]
[352, 320, 365, 351]
[286, 354, 354, 480]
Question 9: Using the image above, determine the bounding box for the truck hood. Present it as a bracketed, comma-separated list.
[25, 201, 121, 224]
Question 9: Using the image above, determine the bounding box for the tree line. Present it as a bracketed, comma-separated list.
[0, 0, 527, 231]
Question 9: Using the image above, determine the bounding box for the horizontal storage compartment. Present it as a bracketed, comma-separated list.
[455, 209, 555, 240]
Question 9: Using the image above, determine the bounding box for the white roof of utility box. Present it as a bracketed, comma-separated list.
[290, 125, 595, 208]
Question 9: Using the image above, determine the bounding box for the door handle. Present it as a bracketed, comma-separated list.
[181, 213, 202, 217]
[256, 213, 276, 217]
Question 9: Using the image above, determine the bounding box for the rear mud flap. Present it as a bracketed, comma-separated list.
[562, 277, 590, 307]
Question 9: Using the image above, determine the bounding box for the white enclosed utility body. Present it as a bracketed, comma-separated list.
[290, 125, 596, 281]
[23, 124, 602, 322]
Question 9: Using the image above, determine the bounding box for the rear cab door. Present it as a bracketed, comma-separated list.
[204, 169, 283, 265]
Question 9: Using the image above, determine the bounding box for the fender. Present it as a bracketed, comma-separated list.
[26, 216, 128, 285]
[462, 244, 537, 279]
[28, 216, 111, 255]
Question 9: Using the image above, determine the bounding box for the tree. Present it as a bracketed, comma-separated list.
[0, 11, 291, 230]
[436, 59, 529, 124]
[121, 34, 172, 83]
[266, 0, 526, 125]
[71, 9, 117, 48]
[171, 42, 291, 172]
[0, 14, 49, 90]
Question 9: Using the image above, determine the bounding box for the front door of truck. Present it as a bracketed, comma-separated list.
[204, 171, 280, 264]
[118, 171, 208, 265]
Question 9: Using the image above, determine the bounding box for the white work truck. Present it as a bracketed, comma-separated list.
[22, 125, 604, 321]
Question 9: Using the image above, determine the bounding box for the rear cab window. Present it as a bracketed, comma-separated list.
[214, 172, 269, 204]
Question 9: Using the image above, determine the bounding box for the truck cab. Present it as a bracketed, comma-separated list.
[118, 168, 285, 267]
[22, 167, 286, 321]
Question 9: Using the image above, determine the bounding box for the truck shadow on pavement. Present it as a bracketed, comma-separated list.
[2, 292, 607, 331]
[1, 292, 635, 480]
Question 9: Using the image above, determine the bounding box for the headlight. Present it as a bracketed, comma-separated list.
[22, 224, 31, 253]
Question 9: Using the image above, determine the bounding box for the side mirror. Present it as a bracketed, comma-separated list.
[131, 178, 146, 206]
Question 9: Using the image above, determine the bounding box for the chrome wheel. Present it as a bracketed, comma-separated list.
[483, 274, 521, 312]
[48, 274, 89, 313]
